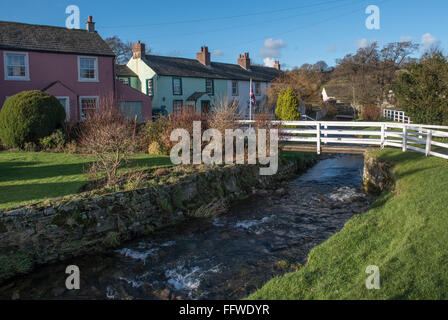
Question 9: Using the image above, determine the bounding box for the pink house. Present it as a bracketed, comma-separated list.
[0, 17, 151, 122]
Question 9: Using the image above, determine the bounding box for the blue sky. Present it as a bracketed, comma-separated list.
[0, 0, 445, 68]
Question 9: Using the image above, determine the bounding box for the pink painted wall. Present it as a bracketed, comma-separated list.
[0, 49, 115, 121]
[115, 80, 152, 121]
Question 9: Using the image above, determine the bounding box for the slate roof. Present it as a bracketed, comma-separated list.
[116, 65, 138, 77]
[0, 21, 115, 56]
[142, 54, 282, 82]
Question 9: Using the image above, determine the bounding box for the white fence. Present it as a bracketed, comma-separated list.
[383, 109, 412, 124]
[239, 120, 448, 160]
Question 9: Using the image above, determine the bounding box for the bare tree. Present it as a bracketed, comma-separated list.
[105, 36, 152, 64]
[208, 97, 241, 134]
[79, 98, 136, 188]
[334, 41, 418, 108]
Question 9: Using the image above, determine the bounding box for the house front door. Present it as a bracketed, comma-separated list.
[201, 100, 210, 115]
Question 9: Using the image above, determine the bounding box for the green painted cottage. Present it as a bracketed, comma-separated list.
[126, 42, 281, 117]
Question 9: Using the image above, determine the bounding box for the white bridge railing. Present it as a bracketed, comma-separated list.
[239, 120, 448, 160]
[383, 109, 412, 124]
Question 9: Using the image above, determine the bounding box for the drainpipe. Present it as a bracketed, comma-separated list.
[112, 57, 117, 103]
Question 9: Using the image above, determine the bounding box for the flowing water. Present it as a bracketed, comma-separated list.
[0, 154, 372, 300]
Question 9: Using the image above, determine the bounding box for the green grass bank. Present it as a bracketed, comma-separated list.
[0, 151, 173, 209]
[249, 149, 448, 299]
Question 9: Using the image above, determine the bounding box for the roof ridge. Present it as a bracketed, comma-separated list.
[0, 20, 89, 32]
[144, 53, 277, 70]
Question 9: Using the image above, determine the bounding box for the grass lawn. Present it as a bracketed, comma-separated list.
[0, 151, 173, 210]
[249, 149, 448, 299]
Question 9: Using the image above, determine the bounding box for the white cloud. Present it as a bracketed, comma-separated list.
[400, 35, 413, 42]
[357, 38, 369, 49]
[263, 57, 276, 67]
[212, 49, 223, 56]
[259, 38, 287, 58]
[421, 33, 438, 49]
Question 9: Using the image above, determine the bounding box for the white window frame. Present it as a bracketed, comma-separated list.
[255, 82, 261, 96]
[78, 56, 99, 82]
[232, 80, 239, 96]
[3, 51, 30, 81]
[79, 96, 99, 121]
[56, 96, 70, 121]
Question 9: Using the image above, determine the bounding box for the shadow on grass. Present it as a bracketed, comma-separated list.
[126, 156, 174, 169]
[0, 181, 88, 209]
[0, 162, 91, 183]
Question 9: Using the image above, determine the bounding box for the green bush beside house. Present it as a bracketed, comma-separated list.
[0, 91, 66, 148]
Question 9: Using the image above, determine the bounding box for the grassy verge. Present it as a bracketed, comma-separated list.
[0, 151, 173, 209]
[249, 148, 448, 299]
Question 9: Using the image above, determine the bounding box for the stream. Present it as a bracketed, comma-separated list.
[0, 154, 372, 300]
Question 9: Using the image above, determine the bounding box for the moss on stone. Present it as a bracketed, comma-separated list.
[102, 231, 121, 248]
[0, 250, 34, 282]
[172, 186, 186, 210]
[0, 221, 7, 233]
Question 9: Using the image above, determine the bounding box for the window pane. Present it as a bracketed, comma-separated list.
[6, 54, 26, 77]
[79, 58, 96, 79]
[147, 79, 153, 96]
[119, 78, 130, 85]
[206, 79, 213, 95]
[173, 78, 182, 94]
[232, 81, 238, 95]
[81, 98, 97, 119]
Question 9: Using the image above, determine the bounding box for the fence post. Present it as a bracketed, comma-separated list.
[381, 123, 385, 148]
[418, 127, 423, 140]
[402, 125, 407, 152]
[426, 129, 432, 156]
[316, 122, 321, 155]
[324, 124, 328, 145]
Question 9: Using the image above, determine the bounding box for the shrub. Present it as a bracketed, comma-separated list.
[79, 101, 136, 188]
[275, 87, 300, 121]
[394, 49, 448, 125]
[148, 141, 163, 155]
[23, 142, 39, 152]
[0, 91, 66, 148]
[140, 117, 169, 155]
[361, 105, 381, 121]
[163, 109, 206, 152]
[39, 129, 66, 151]
[207, 98, 240, 134]
[320, 102, 338, 119]
[64, 140, 79, 154]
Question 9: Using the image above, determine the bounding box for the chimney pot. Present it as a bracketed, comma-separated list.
[237, 52, 251, 70]
[274, 60, 281, 70]
[133, 41, 146, 59]
[196, 46, 211, 66]
[86, 16, 95, 33]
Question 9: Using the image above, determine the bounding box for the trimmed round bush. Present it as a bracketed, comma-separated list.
[0, 91, 66, 148]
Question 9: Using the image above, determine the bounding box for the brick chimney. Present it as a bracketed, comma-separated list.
[86, 16, 95, 33]
[274, 60, 281, 70]
[238, 52, 251, 70]
[133, 41, 146, 59]
[196, 46, 211, 66]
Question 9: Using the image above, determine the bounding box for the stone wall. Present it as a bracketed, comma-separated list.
[0, 158, 315, 284]
[362, 152, 395, 195]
